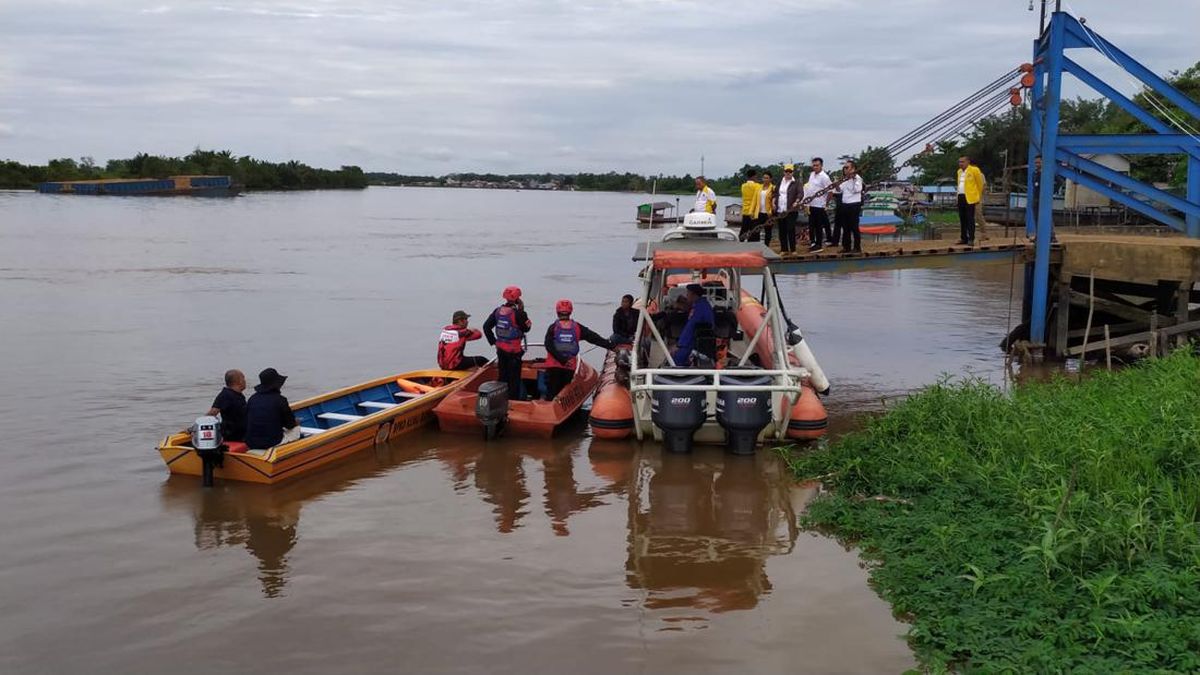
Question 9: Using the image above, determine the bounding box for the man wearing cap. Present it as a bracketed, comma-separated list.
[777, 164, 801, 253]
[542, 299, 614, 400]
[244, 367, 299, 452]
[673, 284, 716, 366]
[484, 286, 533, 400]
[437, 310, 488, 371]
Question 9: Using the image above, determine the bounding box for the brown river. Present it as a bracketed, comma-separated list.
[0, 187, 1022, 674]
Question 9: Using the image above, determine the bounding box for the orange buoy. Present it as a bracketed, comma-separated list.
[786, 384, 828, 440]
[396, 378, 434, 394]
[589, 347, 634, 439]
[1020, 72, 1035, 88]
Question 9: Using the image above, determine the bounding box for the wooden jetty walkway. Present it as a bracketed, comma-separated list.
[766, 230, 1200, 359]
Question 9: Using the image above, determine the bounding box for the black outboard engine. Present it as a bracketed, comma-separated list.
[190, 415, 226, 487]
[650, 370, 710, 454]
[475, 380, 510, 441]
[716, 371, 773, 455]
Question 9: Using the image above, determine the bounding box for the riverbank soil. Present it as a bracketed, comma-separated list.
[785, 351, 1200, 672]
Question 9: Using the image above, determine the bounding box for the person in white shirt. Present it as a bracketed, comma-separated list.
[835, 160, 865, 253]
[692, 176, 717, 214]
[776, 164, 800, 253]
[803, 157, 833, 253]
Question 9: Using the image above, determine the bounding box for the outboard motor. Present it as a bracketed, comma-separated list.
[475, 380, 510, 441]
[190, 415, 226, 487]
[716, 371, 773, 455]
[650, 370, 710, 454]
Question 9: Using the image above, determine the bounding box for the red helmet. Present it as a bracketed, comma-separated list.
[555, 299, 573, 315]
[502, 286, 522, 302]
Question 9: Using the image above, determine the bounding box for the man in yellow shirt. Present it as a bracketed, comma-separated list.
[692, 176, 717, 214]
[956, 155, 985, 246]
[740, 169, 762, 241]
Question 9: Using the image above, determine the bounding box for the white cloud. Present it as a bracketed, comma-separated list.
[0, 0, 1196, 175]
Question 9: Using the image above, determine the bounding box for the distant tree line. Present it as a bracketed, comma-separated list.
[0, 149, 367, 190]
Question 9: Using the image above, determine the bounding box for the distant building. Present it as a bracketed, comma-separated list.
[1064, 153, 1129, 209]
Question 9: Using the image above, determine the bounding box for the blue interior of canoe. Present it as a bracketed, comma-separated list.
[293, 380, 426, 432]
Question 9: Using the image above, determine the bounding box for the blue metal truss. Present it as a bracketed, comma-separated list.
[1025, 11, 1200, 346]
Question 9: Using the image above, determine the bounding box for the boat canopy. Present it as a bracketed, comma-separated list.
[632, 239, 778, 270]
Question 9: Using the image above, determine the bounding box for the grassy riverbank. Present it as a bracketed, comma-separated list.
[785, 352, 1200, 672]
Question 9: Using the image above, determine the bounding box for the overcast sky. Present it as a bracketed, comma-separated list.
[1, 1, 1197, 176]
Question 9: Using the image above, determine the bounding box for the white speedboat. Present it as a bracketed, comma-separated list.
[589, 213, 829, 454]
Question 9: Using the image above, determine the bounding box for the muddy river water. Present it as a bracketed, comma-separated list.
[0, 187, 1022, 673]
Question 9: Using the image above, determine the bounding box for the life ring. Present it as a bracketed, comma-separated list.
[373, 421, 393, 446]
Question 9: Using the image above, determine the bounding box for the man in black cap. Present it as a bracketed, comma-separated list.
[437, 310, 488, 370]
[244, 367, 299, 451]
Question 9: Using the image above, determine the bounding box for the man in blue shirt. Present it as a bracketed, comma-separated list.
[673, 284, 715, 366]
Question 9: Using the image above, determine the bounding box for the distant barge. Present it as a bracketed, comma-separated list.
[37, 175, 239, 197]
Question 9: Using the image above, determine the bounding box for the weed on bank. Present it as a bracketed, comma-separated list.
[785, 352, 1200, 672]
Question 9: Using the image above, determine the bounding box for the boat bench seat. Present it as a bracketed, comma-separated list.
[393, 391, 422, 399]
[299, 426, 325, 437]
[358, 401, 398, 410]
[318, 412, 364, 423]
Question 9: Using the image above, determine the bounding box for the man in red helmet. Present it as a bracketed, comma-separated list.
[542, 298, 613, 400]
[484, 285, 533, 399]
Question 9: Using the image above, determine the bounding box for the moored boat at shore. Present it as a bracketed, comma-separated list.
[157, 369, 469, 484]
[38, 175, 240, 197]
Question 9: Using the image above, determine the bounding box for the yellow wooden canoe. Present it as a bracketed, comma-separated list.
[157, 369, 470, 485]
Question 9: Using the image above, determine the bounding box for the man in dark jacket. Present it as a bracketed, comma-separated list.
[244, 368, 299, 451]
[483, 285, 534, 399]
[207, 368, 247, 441]
[610, 294, 638, 344]
[543, 299, 613, 400]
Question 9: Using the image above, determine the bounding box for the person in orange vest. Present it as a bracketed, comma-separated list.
[437, 310, 488, 370]
[483, 286, 533, 399]
[542, 299, 613, 400]
[956, 155, 986, 246]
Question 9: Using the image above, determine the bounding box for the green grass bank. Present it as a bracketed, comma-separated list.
[785, 352, 1200, 672]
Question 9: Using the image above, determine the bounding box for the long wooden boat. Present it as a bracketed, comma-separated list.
[433, 359, 599, 438]
[157, 369, 470, 484]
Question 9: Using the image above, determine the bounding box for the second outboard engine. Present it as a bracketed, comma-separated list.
[716, 371, 773, 455]
[190, 415, 226, 487]
[650, 370, 710, 454]
[475, 380, 510, 441]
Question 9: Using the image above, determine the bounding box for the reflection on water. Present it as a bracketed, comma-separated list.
[623, 448, 804, 619]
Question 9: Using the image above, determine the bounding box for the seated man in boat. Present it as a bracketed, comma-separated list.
[672, 284, 716, 366]
[244, 368, 300, 452]
[206, 368, 247, 442]
[543, 299, 613, 400]
[484, 286, 533, 400]
[437, 310, 489, 370]
[610, 294, 638, 345]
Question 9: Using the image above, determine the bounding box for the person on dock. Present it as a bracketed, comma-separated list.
[758, 171, 776, 247]
[207, 369, 247, 442]
[804, 158, 833, 252]
[673, 284, 716, 366]
[484, 286, 533, 400]
[693, 177, 717, 214]
[611, 294, 638, 345]
[777, 164, 800, 253]
[438, 310, 489, 371]
[836, 160, 865, 253]
[739, 169, 762, 241]
[543, 299, 614, 400]
[956, 155, 985, 246]
[244, 368, 299, 451]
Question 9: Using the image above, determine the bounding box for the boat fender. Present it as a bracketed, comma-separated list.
[397, 378, 434, 394]
[786, 385, 828, 441]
